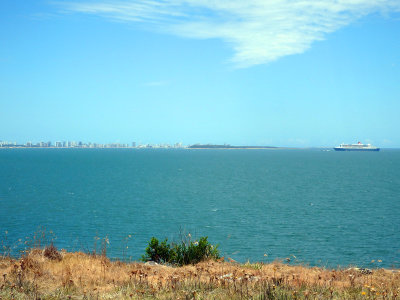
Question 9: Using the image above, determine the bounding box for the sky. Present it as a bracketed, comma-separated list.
[1, 0, 400, 147]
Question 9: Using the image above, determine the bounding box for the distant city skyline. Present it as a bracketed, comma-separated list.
[1, 1, 400, 147]
[0, 139, 185, 149]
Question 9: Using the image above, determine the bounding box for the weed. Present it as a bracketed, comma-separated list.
[43, 242, 62, 261]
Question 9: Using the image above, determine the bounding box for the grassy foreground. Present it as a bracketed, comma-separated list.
[0, 249, 399, 299]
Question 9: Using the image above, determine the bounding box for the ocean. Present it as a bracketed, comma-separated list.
[0, 148, 399, 268]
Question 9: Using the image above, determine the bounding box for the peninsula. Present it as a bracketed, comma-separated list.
[188, 144, 277, 149]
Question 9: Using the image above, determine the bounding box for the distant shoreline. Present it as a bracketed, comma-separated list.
[1, 146, 396, 150]
[188, 144, 277, 149]
[0, 146, 316, 150]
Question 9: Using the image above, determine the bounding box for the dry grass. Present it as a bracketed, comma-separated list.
[1, 249, 399, 299]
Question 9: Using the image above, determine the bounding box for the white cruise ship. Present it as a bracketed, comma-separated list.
[334, 142, 380, 151]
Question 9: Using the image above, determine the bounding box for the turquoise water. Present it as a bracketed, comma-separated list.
[1, 148, 399, 268]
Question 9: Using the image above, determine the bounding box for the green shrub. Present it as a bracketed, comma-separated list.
[142, 237, 174, 264]
[142, 236, 219, 265]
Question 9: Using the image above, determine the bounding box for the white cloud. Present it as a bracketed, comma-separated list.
[58, 0, 400, 67]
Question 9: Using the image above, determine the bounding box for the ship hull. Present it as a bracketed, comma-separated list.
[334, 147, 380, 151]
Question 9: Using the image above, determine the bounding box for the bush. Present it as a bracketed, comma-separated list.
[142, 237, 174, 264]
[142, 236, 219, 265]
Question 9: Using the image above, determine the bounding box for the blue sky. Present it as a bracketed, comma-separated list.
[1, 0, 400, 147]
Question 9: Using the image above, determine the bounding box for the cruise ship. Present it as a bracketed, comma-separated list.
[334, 142, 380, 151]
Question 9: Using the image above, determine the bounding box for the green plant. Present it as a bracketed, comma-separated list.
[142, 237, 174, 264]
[141, 236, 220, 265]
[175, 236, 220, 265]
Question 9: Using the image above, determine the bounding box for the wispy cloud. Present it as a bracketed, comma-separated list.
[57, 0, 400, 67]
